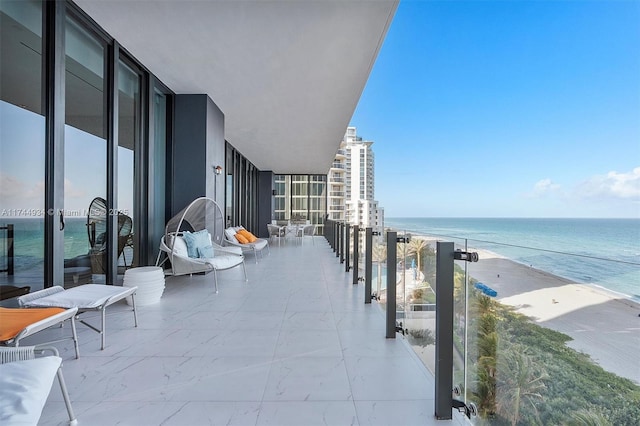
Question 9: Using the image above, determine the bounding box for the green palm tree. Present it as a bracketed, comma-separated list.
[406, 238, 428, 272]
[495, 345, 548, 426]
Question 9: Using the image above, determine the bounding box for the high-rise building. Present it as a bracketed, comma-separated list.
[328, 127, 384, 233]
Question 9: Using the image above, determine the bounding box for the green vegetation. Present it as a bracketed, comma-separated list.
[461, 293, 640, 425]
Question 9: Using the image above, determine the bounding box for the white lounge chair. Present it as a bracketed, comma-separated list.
[224, 226, 269, 263]
[0, 346, 77, 425]
[156, 197, 248, 293]
[18, 284, 138, 350]
[157, 233, 247, 293]
[0, 306, 80, 359]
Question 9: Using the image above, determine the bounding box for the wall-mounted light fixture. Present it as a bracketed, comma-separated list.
[213, 165, 223, 200]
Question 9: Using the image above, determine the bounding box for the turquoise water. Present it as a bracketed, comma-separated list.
[0, 218, 92, 271]
[385, 218, 640, 302]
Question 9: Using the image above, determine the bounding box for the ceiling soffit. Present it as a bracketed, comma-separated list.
[74, 0, 398, 174]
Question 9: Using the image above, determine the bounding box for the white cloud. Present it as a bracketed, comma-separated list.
[64, 178, 86, 199]
[0, 172, 26, 198]
[576, 167, 640, 200]
[529, 178, 561, 197]
[0, 173, 43, 210]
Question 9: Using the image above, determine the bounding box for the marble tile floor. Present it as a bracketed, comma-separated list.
[24, 237, 466, 426]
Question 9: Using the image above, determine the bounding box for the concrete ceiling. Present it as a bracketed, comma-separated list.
[74, 0, 398, 174]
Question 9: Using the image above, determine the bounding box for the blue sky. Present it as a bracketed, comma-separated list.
[351, 0, 640, 218]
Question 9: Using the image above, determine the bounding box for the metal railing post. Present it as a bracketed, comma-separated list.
[339, 223, 344, 262]
[336, 222, 342, 258]
[365, 227, 372, 303]
[0, 224, 14, 275]
[352, 225, 359, 284]
[345, 223, 351, 273]
[324, 219, 329, 245]
[386, 231, 397, 338]
[435, 241, 454, 419]
[7, 224, 13, 275]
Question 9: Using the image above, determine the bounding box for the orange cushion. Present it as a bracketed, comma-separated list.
[235, 233, 249, 244]
[238, 229, 257, 243]
[0, 307, 66, 341]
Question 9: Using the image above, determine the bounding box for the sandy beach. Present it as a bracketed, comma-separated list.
[468, 251, 640, 384]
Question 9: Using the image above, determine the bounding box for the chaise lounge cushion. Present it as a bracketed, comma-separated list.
[0, 356, 61, 425]
[18, 285, 133, 310]
[0, 307, 65, 342]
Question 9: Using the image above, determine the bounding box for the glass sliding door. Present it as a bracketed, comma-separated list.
[148, 88, 167, 266]
[0, 0, 45, 293]
[225, 146, 234, 227]
[117, 59, 141, 273]
[64, 17, 107, 286]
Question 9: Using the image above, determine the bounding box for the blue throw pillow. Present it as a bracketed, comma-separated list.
[197, 244, 214, 259]
[182, 230, 211, 259]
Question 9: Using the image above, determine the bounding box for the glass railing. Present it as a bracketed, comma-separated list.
[401, 234, 445, 376]
[405, 232, 640, 424]
[324, 221, 640, 423]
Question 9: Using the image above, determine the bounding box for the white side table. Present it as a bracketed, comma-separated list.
[123, 266, 165, 306]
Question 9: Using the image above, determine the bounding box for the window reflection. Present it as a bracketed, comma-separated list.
[63, 17, 107, 286]
[0, 0, 45, 292]
[117, 60, 140, 270]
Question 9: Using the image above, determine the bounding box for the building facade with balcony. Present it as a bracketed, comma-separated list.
[328, 127, 384, 233]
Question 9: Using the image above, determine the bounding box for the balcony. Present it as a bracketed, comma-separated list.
[24, 239, 464, 425]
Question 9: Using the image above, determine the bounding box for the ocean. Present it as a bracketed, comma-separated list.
[385, 217, 640, 303]
[0, 217, 99, 272]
